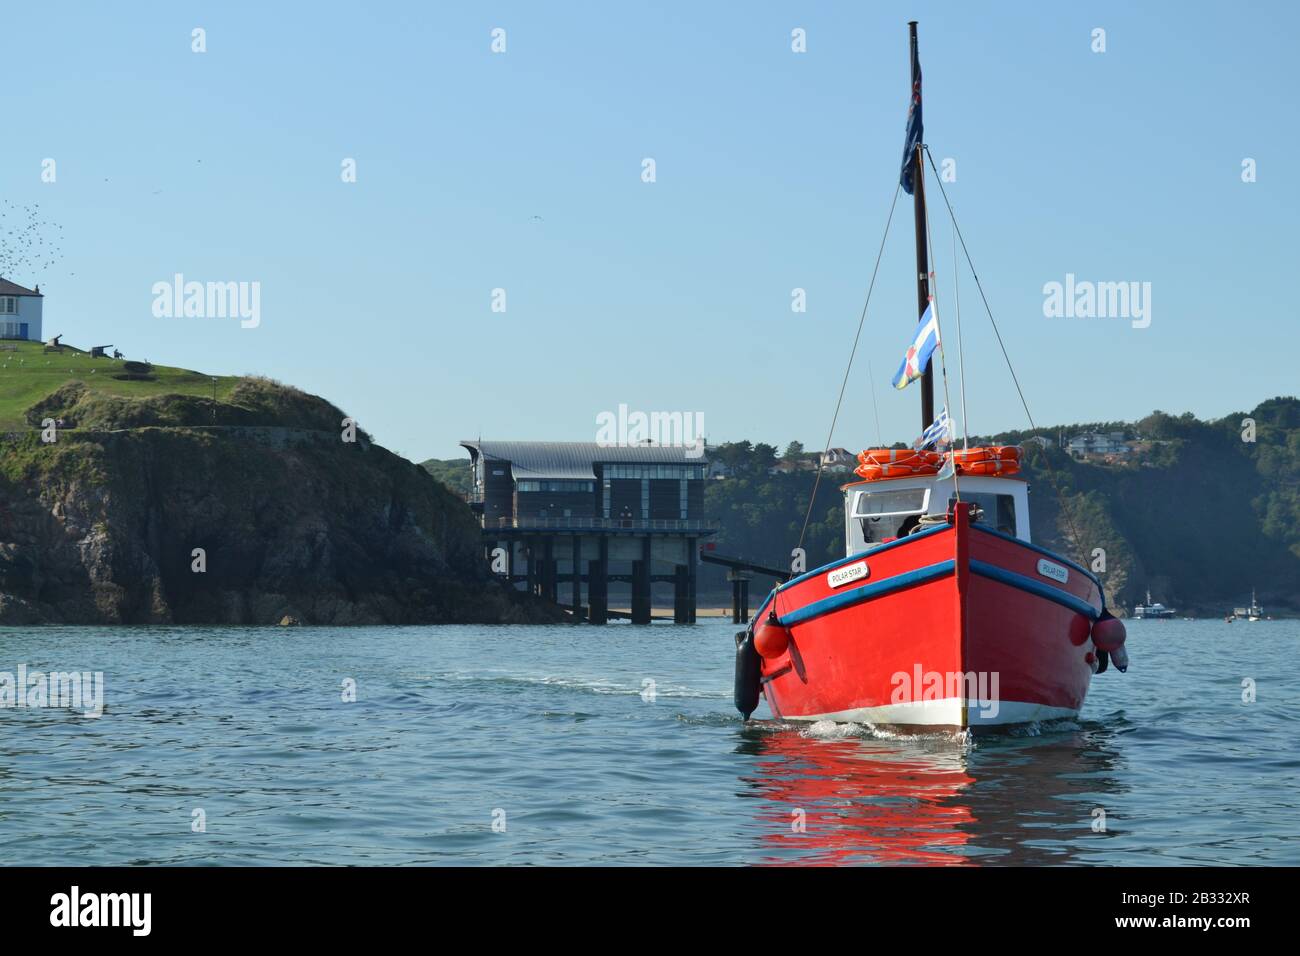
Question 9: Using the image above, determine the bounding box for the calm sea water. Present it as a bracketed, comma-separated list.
[1, 618, 1297, 866]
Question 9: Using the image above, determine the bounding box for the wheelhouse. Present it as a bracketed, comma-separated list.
[843, 474, 1031, 554]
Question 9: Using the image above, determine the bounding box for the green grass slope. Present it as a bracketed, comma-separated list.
[0, 340, 240, 431]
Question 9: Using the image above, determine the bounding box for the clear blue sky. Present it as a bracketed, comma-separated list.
[2, 1, 1295, 461]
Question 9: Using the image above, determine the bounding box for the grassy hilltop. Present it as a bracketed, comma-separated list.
[0, 339, 240, 431]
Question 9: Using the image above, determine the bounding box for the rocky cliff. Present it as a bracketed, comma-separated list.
[0, 378, 561, 625]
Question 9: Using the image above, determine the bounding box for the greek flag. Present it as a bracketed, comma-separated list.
[891, 302, 941, 390]
[913, 405, 953, 451]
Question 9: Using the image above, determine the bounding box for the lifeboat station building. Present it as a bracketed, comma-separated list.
[460, 441, 718, 623]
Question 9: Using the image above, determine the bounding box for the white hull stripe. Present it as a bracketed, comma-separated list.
[787, 697, 1079, 727]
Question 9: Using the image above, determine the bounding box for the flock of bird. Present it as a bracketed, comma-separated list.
[0, 199, 64, 284]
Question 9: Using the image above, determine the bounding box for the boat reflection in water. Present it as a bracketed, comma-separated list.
[736, 720, 1125, 866]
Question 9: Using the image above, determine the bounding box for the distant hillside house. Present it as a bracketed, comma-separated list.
[821, 447, 857, 472]
[769, 458, 817, 475]
[1067, 431, 1129, 458]
[0, 278, 43, 341]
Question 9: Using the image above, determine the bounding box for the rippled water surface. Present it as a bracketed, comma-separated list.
[1, 619, 1296, 865]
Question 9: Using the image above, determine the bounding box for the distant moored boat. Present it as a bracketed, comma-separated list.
[1133, 590, 1175, 619]
[1231, 589, 1263, 622]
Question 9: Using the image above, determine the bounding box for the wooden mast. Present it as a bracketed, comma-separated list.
[908, 21, 934, 431]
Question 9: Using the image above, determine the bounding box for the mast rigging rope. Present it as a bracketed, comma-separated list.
[917, 144, 961, 503]
[797, 183, 903, 555]
[922, 145, 1089, 569]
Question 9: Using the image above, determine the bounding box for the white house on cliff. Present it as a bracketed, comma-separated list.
[0, 278, 43, 341]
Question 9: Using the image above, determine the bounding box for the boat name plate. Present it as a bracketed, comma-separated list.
[1036, 559, 1069, 584]
[827, 561, 870, 589]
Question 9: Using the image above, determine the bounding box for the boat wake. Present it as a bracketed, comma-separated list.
[735, 717, 974, 746]
[419, 671, 729, 700]
[802, 719, 974, 745]
[998, 716, 1084, 738]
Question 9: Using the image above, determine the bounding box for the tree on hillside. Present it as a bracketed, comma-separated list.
[752, 442, 778, 472]
[712, 440, 779, 475]
[420, 458, 471, 496]
[712, 441, 754, 473]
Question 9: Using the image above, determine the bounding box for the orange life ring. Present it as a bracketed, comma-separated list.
[948, 445, 1021, 476]
[854, 448, 942, 481]
[853, 445, 1021, 481]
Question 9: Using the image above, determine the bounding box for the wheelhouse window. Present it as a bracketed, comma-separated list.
[948, 492, 1017, 537]
[853, 488, 928, 544]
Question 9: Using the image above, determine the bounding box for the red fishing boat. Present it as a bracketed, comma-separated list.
[733, 23, 1129, 732]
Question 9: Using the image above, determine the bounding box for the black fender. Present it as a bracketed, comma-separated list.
[734, 629, 762, 720]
